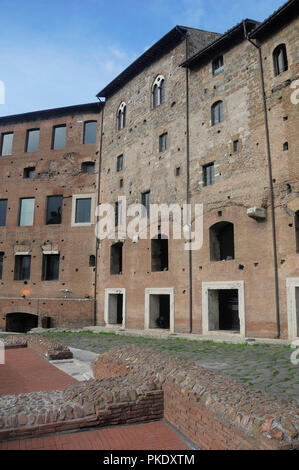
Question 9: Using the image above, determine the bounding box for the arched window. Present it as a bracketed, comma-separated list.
[152, 75, 165, 108]
[209, 221, 235, 261]
[273, 44, 288, 76]
[211, 101, 224, 126]
[117, 102, 126, 131]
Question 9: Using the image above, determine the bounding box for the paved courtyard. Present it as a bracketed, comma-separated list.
[0, 347, 77, 395]
[12, 330, 298, 407]
[0, 421, 191, 450]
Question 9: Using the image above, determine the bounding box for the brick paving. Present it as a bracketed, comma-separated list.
[0, 421, 191, 450]
[0, 348, 77, 395]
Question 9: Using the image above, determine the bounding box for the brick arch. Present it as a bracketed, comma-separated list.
[1, 306, 38, 317]
[5, 311, 39, 333]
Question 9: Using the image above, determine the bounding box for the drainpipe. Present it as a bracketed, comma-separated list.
[244, 21, 281, 338]
[93, 99, 105, 326]
[185, 35, 193, 334]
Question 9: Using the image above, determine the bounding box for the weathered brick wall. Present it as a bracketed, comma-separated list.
[0, 106, 100, 331]
[0, 298, 94, 330]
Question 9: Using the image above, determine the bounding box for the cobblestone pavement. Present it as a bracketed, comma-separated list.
[6, 331, 297, 407]
[0, 420, 191, 450]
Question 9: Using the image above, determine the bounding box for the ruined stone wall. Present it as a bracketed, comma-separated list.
[0, 108, 100, 329]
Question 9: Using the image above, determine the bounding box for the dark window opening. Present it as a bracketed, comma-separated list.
[5, 313, 38, 333]
[42, 254, 60, 281]
[295, 211, 299, 253]
[117, 154, 123, 172]
[211, 101, 224, 126]
[233, 140, 239, 152]
[0, 252, 4, 280]
[210, 221, 235, 261]
[1, 132, 14, 156]
[46, 195, 62, 225]
[23, 167, 35, 179]
[89, 255, 96, 267]
[0, 199, 8, 226]
[203, 163, 215, 187]
[110, 242, 123, 275]
[141, 190, 150, 218]
[273, 44, 288, 76]
[151, 235, 168, 272]
[212, 55, 224, 75]
[52, 125, 66, 150]
[283, 142, 289, 151]
[120, 178, 123, 188]
[159, 132, 168, 152]
[108, 294, 123, 325]
[83, 121, 97, 144]
[149, 294, 170, 329]
[81, 161, 95, 173]
[176, 167, 180, 176]
[14, 255, 31, 280]
[75, 198, 91, 223]
[26, 129, 40, 152]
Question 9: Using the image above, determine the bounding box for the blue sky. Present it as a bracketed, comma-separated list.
[0, 0, 286, 116]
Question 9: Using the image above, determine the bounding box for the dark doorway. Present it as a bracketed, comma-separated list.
[108, 293, 123, 325]
[149, 294, 170, 329]
[6, 313, 38, 333]
[219, 290, 240, 331]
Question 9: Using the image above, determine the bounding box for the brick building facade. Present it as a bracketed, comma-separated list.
[0, 0, 298, 339]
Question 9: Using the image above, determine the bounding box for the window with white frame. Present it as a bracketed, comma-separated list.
[117, 102, 126, 131]
[152, 75, 165, 108]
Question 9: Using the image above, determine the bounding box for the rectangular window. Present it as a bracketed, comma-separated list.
[151, 236, 168, 272]
[233, 140, 239, 152]
[42, 254, 60, 281]
[83, 121, 97, 144]
[19, 198, 35, 226]
[81, 162, 95, 173]
[116, 154, 123, 172]
[0, 199, 8, 226]
[212, 55, 224, 75]
[23, 167, 35, 179]
[142, 191, 150, 218]
[203, 163, 215, 187]
[1, 132, 14, 156]
[115, 200, 122, 227]
[14, 255, 31, 280]
[75, 198, 91, 223]
[52, 125, 66, 150]
[159, 133, 168, 152]
[46, 195, 62, 225]
[110, 243, 123, 275]
[0, 252, 4, 280]
[26, 129, 40, 152]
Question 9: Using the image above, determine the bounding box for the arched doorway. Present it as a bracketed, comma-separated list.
[5, 313, 38, 333]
